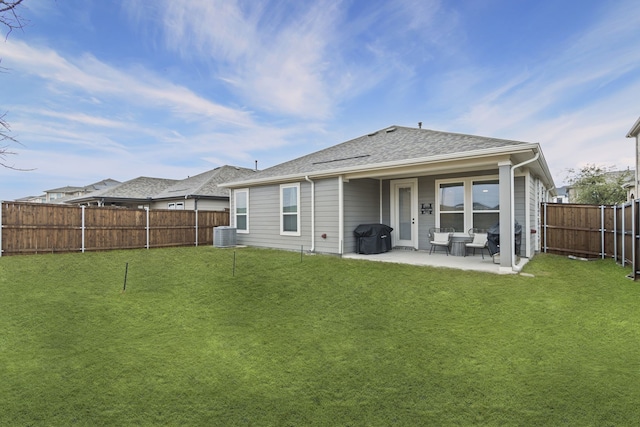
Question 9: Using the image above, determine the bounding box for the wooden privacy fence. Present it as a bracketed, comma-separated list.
[541, 202, 640, 279]
[0, 202, 230, 256]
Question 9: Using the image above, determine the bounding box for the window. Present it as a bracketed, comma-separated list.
[437, 177, 500, 231]
[439, 182, 464, 231]
[280, 183, 300, 235]
[168, 202, 184, 210]
[234, 189, 249, 233]
[472, 179, 499, 230]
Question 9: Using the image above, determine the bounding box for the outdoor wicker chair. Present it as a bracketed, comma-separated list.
[465, 228, 488, 259]
[428, 227, 454, 255]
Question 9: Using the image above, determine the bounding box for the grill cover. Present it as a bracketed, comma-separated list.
[487, 222, 522, 256]
[353, 224, 393, 254]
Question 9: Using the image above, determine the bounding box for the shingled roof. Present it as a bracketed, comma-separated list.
[78, 177, 178, 200]
[153, 165, 255, 199]
[224, 126, 538, 185]
[66, 165, 255, 204]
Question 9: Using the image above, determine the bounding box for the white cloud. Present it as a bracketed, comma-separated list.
[134, 0, 340, 119]
[123, 0, 452, 120]
[2, 40, 254, 128]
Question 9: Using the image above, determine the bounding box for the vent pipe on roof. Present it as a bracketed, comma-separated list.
[418, 122, 422, 129]
[254, 160, 258, 171]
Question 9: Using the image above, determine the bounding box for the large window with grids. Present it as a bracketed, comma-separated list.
[437, 177, 500, 232]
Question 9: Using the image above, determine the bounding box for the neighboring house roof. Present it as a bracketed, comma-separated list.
[15, 195, 46, 203]
[223, 125, 554, 188]
[66, 165, 255, 205]
[153, 165, 256, 200]
[45, 185, 85, 193]
[41, 178, 122, 204]
[626, 116, 640, 138]
[68, 177, 179, 204]
[45, 179, 120, 194]
[84, 178, 121, 192]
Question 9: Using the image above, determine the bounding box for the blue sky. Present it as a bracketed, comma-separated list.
[1, 0, 639, 200]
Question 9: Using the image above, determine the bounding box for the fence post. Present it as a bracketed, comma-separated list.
[81, 205, 85, 253]
[600, 205, 605, 259]
[0, 201, 3, 258]
[613, 205, 617, 263]
[542, 202, 547, 253]
[633, 200, 636, 279]
[146, 207, 150, 250]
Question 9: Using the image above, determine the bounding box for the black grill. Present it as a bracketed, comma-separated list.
[353, 224, 393, 254]
[487, 222, 522, 256]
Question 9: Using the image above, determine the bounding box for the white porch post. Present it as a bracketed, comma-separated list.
[498, 161, 513, 270]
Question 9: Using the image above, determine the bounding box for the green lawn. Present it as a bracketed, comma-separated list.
[1, 247, 639, 426]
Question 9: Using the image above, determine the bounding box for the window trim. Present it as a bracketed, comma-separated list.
[234, 188, 249, 234]
[436, 175, 499, 231]
[168, 202, 184, 210]
[280, 183, 301, 236]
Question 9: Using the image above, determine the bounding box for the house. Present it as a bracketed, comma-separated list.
[42, 178, 121, 203]
[222, 125, 556, 273]
[66, 165, 255, 210]
[553, 186, 569, 203]
[565, 168, 634, 203]
[15, 195, 46, 203]
[627, 115, 640, 200]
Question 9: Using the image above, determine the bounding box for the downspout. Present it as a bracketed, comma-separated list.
[511, 151, 540, 271]
[339, 175, 344, 255]
[187, 195, 199, 247]
[305, 176, 315, 252]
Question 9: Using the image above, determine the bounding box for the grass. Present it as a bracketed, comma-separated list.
[1, 247, 639, 426]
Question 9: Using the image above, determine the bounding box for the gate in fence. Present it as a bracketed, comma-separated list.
[541, 201, 639, 280]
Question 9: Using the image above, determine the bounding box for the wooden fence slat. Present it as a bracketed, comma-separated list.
[1, 202, 229, 256]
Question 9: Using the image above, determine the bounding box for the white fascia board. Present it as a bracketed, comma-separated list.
[221, 144, 540, 188]
[626, 116, 640, 138]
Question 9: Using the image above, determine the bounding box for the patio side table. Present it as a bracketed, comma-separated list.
[450, 234, 472, 256]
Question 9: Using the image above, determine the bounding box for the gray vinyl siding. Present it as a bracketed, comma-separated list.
[529, 175, 544, 255]
[149, 198, 229, 211]
[514, 176, 526, 257]
[232, 168, 542, 257]
[417, 176, 437, 250]
[343, 178, 381, 253]
[381, 180, 390, 224]
[233, 182, 312, 251]
[193, 199, 229, 211]
[313, 178, 340, 254]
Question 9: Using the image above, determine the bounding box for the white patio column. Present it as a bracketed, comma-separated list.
[498, 160, 513, 271]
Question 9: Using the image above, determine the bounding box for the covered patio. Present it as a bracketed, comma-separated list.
[343, 249, 530, 274]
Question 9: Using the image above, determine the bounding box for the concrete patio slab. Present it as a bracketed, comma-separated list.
[343, 249, 529, 274]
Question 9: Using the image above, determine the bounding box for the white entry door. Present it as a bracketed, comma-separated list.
[390, 179, 418, 249]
